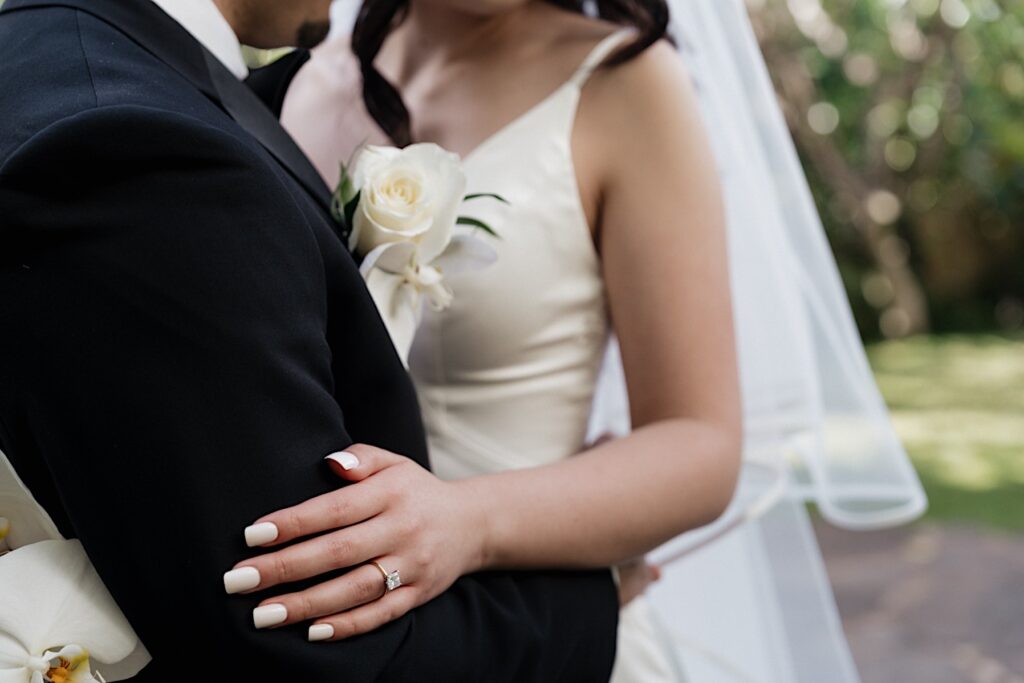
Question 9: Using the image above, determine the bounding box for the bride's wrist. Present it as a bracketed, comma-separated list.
[450, 476, 498, 574]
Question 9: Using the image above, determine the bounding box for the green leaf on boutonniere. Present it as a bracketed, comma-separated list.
[457, 216, 500, 239]
[337, 163, 358, 206]
[331, 163, 359, 223]
[463, 193, 510, 204]
[345, 190, 361, 229]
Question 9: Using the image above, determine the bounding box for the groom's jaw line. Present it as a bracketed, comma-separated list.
[244, 521, 279, 547]
[253, 603, 288, 628]
[223, 566, 261, 593]
[212, 0, 333, 50]
[296, 21, 331, 50]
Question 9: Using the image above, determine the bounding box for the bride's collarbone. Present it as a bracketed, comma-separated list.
[397, 23, 627, 154]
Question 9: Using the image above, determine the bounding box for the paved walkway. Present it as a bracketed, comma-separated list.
[816, 522, 1024, 683]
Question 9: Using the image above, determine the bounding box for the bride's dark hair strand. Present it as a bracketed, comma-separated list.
[352, 0, 414, 147]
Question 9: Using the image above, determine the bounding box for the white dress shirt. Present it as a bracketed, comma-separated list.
[149, 0, 249, 80]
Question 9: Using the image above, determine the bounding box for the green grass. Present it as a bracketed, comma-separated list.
[867, 334, 1024, 531]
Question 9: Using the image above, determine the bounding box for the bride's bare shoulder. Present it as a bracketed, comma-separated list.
[592, 35, 692, 98]
[581, 36, 699, 136]
[572, 33, 709, 194]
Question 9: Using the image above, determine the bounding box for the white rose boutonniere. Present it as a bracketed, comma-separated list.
[332, 143, 504, 365]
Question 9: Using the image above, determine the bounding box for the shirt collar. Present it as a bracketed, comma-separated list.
[149, 0, 249, 80]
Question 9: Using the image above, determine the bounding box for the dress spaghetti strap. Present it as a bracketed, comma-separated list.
[568, 27, 641, 89]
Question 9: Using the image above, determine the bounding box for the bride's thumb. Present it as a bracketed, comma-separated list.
[323, 444, 404, 482]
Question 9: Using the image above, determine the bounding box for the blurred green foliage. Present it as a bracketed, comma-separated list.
[868, 334, 1024, 530]
[752, 0, 1024, 340]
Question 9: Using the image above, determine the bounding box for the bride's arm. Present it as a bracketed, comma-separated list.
[229, 39, 741, 638]
[472, 38, 742, 568]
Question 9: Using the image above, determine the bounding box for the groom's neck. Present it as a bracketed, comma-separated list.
[212, 0, 248, 40]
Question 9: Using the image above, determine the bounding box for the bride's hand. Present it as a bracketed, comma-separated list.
[223, 444, 487, 641]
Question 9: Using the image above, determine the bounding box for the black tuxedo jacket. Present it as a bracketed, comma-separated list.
[0, 1, 618, 679]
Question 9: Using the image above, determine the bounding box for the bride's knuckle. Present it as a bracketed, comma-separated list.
[269, 554, 293, 583]
[325, 496, 350, 525]
[296, 593, 317, 620]
[414, 549, 432, 571]
[324, 535, 352, 566]
[282, 509, 306, 538]
[396, 513, 420, 540]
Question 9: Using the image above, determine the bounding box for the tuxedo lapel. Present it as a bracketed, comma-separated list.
[245, 49, 312, 119]
[202, 50, 335, 217]
[1, 0, 335, 218]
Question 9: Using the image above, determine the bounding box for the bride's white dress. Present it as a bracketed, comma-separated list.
[405, 29, 683, 682]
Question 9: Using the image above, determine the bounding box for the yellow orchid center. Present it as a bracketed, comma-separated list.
[39, 646, 92, 683]
[0, 518, 10, 557]
[46, 656, 74, 682]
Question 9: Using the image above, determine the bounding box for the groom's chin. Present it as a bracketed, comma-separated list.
[296, 21, 332, 50]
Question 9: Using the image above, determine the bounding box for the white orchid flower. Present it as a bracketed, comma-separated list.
[4, 642, 99, 683]
[1, 453, 150, 683]
[0, 539, 141, 683]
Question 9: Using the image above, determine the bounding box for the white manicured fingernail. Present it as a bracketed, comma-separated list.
[244, 522, 279, 547]
[253, 603, 288, 628]
[223, 566, 261, 594]
[325, 451, 360, 471]
[308, 623, 335, 641]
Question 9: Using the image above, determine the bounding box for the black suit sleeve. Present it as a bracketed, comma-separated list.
[0, 105, 619, 682]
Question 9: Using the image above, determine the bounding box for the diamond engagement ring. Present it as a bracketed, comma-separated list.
[372, 560, 402, 594]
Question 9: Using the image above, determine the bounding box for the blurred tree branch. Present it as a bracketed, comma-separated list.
[750, 0, 1024, 338]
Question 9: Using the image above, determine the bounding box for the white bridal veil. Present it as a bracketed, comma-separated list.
[585, 0, 928, 680]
